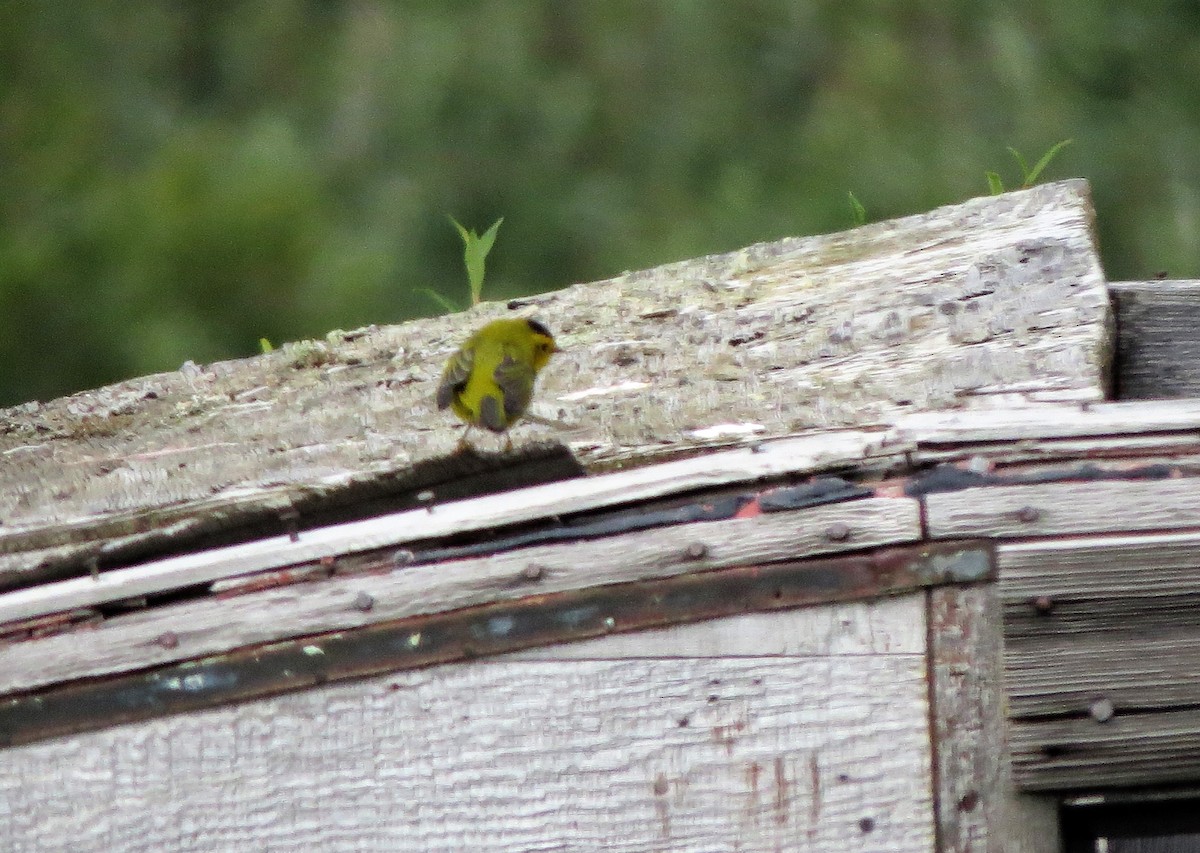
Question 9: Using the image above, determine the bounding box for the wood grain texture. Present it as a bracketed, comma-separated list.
[0, 499, 922, 694]
[1002, 532, 1200, 791]
[0, 432, 894, 619]
[1000, 531, 1200, 601]
[928, 585, 1059, 853]
[0, 610, 934, 853]
[505, 594, 926, 659]
[1010, 708, 1200, 791]
[0, 180, 1109, 581]
[929, 585, 1004, 853]
[926, 479, 1200, 540]
[893, 398, 1200, 445]
[1112, 280, 1200, 399]
[1006, 632, 1200, 718]
[1002, 532, 1200, 717]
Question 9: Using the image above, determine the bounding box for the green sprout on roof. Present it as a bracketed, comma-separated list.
[987, 139, 1074, 195]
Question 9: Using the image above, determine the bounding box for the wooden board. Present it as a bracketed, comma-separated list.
[1002, 532, 1200, 791]
[0, 430, 890, 589]
[1112, 280, 1200, 400]
[0, 437, 901, 621]
[0, 601, 935, 853]
[893, 398, 1200, 445]
[0, 180, 1110, 581]
[926, 479, 1200, 540]
[1006, 632, 1200, 718]
[928, 585, 1060, 853]
[506, 595, 926, 659]
[1002, 532, 1200, 716]
[1000, 531, 1200, 602]
[0, 499, 923, 694]
[1010, 708, 1200, 792]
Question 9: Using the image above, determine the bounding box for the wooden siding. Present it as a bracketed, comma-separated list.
[0, 598, 936, 853]
[1002, 533, 1200, 790]
[1112, 280, 1200, 399]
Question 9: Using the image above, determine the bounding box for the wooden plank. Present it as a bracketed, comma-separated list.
[929, 585, 1003, 853]
[1112, 280, 1200, 400]
[0, 543, 986, 748]
[1001, 532, 1200, 718]
[926, 479, 1200, 539]
[893, 398, 1200, 444]
[0, 499, 923, 695]
[505, 595, 926, 659]
[0, 432, 893, 624]
[498, 593, 926, 658]
[1010, 708, 1200, 791]
[910, 432, 1200, 468]
[928, 585, 1060, 853]
[1006, 632, 1200, 718]
[0, 616, 934, 852]
[999, 531, 1200, 601]
[1001, 532, 1200, 790]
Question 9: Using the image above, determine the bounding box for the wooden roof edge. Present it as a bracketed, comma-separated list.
[0, 178, 1109, 544]
[7, 396, 1200, 610]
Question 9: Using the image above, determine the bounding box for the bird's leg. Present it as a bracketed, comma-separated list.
[455, 424, 474, 453]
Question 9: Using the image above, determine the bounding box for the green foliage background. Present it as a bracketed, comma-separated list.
[3, 2, 1199, 406]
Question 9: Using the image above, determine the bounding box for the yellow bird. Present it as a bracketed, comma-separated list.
[436, 317, 560, 446]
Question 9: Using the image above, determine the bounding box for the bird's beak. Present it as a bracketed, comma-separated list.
[551, 342, 563, 353]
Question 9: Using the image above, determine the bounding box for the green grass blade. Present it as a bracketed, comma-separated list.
[985, 171, 1005, 195]
[1025, 138, 1074, 186]
[420, 287, 462, 314]
[1006, 146, 1030, 182]
[847, 191, 867, 226]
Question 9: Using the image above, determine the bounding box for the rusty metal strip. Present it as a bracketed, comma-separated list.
[0, 539, 992, 749]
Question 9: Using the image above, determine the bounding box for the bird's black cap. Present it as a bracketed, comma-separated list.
[525, 318, 554, 338]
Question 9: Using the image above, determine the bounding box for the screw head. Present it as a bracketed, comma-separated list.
[353, 592, 375, 612]
[1017, 506, 1041, 523]
[684, 542, 708, 560]
[521, 563, 545, 581]
[157, 631, 179, 649]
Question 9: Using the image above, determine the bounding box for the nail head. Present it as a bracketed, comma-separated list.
[1089, 698, 1114, 723]
[825, 522, 851, 542]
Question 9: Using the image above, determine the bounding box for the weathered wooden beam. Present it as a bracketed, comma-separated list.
[0, 540, 989, 748]
[1112, 280, 1200, 399]
[925, 479, 1200, 539]
[927, 585, 1059, 853]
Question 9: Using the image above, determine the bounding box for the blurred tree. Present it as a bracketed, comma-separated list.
[1, 0, 1198, 406]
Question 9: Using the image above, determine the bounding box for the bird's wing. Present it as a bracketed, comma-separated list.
[436, 346, 474, 410]
[493, 352, 536, 422]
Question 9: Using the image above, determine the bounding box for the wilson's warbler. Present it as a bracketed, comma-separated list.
[436, 317, 560, 444]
